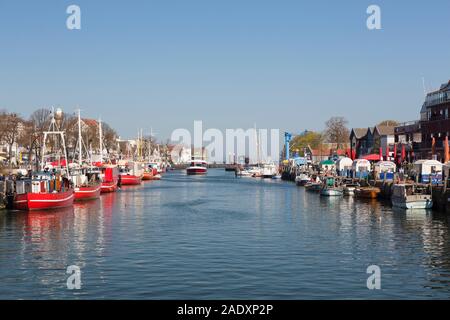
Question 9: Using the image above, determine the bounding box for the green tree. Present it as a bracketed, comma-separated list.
[290, 131, 324, 156]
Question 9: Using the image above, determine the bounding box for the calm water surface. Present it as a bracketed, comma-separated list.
[1, 169, 450, 299]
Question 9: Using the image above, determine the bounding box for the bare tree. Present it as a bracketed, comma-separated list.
[325, 117, 350, 149]
[0, 112, 24, 166]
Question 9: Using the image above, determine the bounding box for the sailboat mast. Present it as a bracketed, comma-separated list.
[77, 109, 83, 165]
[98, 118, 103, 163]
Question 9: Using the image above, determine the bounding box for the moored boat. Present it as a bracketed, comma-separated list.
[100, 166, 119, 193]
[142, 171, 153, 181]
[342, 178, 359, 196]
[261, 163, 278, 178]
[295, 173, 310, 186]
[11, 172, 74, 211]
[11, 108, 75, 211]
[320, 177, 343, 197]
[344, 185, 357, 196]
[119, 161, 143, 185]
[391, 184, 433, 209]
[305, 182, 322, 192]
[355, 187, 381, 199]
[70, 167, 102, 201]
[74, 184, 101, 201]
[120, 173, 142, 185]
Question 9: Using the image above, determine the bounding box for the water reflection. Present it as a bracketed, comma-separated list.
[1, 170, 450, 299]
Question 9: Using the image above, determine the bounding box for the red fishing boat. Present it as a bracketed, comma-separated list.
[100, 166, 119, 193]
[119, 161, 143, 185]
[70, 167, 102, 201]
[74, 185, 101, 200]
[186, 159, 208, 175]
[11, 172, 74, 211]
[11, 108, 75, 211]
[120, 174, 142, 185]
[142, 166, 161, 180]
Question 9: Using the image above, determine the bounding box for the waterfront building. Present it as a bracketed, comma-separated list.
[350, 125, 395, 159]
[373, 125, 395, 159]
[350, 128, 373, 159]
[419, 80, 450, 161]
[394, 121, 422, 162]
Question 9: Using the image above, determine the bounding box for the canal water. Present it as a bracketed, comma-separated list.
[1, 169, 450, 299]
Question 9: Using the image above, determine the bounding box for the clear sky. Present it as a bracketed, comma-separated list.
[1, 0, 450, 140]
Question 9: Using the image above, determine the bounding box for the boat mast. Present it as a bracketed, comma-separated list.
[41, 107, 69, 175]
[77, 109, 83, 166]
[98, 117, 103, 163]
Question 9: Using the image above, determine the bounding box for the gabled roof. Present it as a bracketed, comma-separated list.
[350, 128, 368, 139]
[373, 125, 395, 136]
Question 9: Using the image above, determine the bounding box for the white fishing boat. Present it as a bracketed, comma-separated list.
[295, 173, 310, 186]
[261, 163, 278, 178]
[391, 184, 433, 209]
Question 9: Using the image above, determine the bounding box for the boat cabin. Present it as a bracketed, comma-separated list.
[14, 172, 69, 195]
[189, 160, 208, 168]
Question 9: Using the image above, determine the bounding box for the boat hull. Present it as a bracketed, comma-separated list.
[120, 174, 142, 185]
[320, 189, 343, 197]
[13, 190, 74, 211]
[74, 185, 101, 201]
[355, 188, 381, 199]
[392, 197, 433, 209]
[305, 184, 322, 192]
[187, 168, 207, 175]
[296, 179, 310, 186]
[101, 181, 118, 193]
[142, 172, 153, 181]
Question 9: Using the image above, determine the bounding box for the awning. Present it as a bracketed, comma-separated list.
[361, 154, 382, 161]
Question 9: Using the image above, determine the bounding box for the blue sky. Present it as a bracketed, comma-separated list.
[1, 0, 450, 140]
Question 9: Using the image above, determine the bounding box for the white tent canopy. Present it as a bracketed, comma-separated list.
[414, 160, 442, 175]
[374, 161, 396, 173]
[352, 159, 371, 172]
[337, 157, 353, 171]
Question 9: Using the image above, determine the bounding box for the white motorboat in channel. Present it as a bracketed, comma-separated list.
[186, 159, 208, 175]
